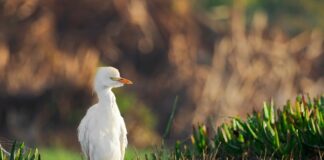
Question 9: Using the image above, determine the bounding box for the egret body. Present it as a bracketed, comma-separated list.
[78, 67, 133, 160]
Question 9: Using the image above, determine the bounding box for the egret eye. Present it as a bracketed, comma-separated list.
[110, 77, 119, 81]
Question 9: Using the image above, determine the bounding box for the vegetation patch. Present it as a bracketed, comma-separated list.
[0, 141, 40, 160]
[148, 95, 324, 159]
[1, 95, 324, 159]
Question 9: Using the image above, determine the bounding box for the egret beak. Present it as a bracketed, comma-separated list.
[111, 77, 133, 84]
[118, 77, 133, 84]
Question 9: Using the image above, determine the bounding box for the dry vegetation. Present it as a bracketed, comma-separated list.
[0, 0, 323, 149]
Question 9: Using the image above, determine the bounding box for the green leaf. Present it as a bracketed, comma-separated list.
[0, 148, 3, 160]
[270, 104, 275, 124]
[163, 96, 178, 139]
[223, 125, 232, 141]
[17, 143, 24, 160]
[263, 102, 270, 121]
[237, 133, 244, 143]
[9, 141, 16, 160]
[273, 128, 280, 149]
[246, 123, 258, 139]
[220, 128, 228, 143]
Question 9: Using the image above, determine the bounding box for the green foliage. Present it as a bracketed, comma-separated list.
[148, 95, 324, 159]
[0, 141, 40, 160]
[115, 90, 157, 129]
[199, 0, 324, 34]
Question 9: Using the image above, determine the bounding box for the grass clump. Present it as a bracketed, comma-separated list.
[148, 95, 324, 159]
[0, 141, 40, 160]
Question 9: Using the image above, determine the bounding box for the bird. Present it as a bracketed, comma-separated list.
[78, 67, 133, 160]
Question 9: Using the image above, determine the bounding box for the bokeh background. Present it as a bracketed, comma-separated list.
[0, 0, 324, 158]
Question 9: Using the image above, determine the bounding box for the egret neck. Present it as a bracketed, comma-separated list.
[97, 88, 116, 108]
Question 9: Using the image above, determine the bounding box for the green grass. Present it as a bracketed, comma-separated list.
[40, 147, 81, 160]
[125, 147, 152, 160]
[0, 141, 40, 160]
[40, 146, 151, 160]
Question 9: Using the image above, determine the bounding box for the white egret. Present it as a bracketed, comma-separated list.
[78, 67, 133, 160]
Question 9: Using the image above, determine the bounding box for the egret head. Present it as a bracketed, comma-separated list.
[94, 67, 133, 92]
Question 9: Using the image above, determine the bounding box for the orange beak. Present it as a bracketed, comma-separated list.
[118, 77, 133, 84]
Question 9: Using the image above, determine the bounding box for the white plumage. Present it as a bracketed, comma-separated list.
[78, 67, 133, 160]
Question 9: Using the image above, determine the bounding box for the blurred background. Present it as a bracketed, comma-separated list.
[0, 0, 324, 159]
